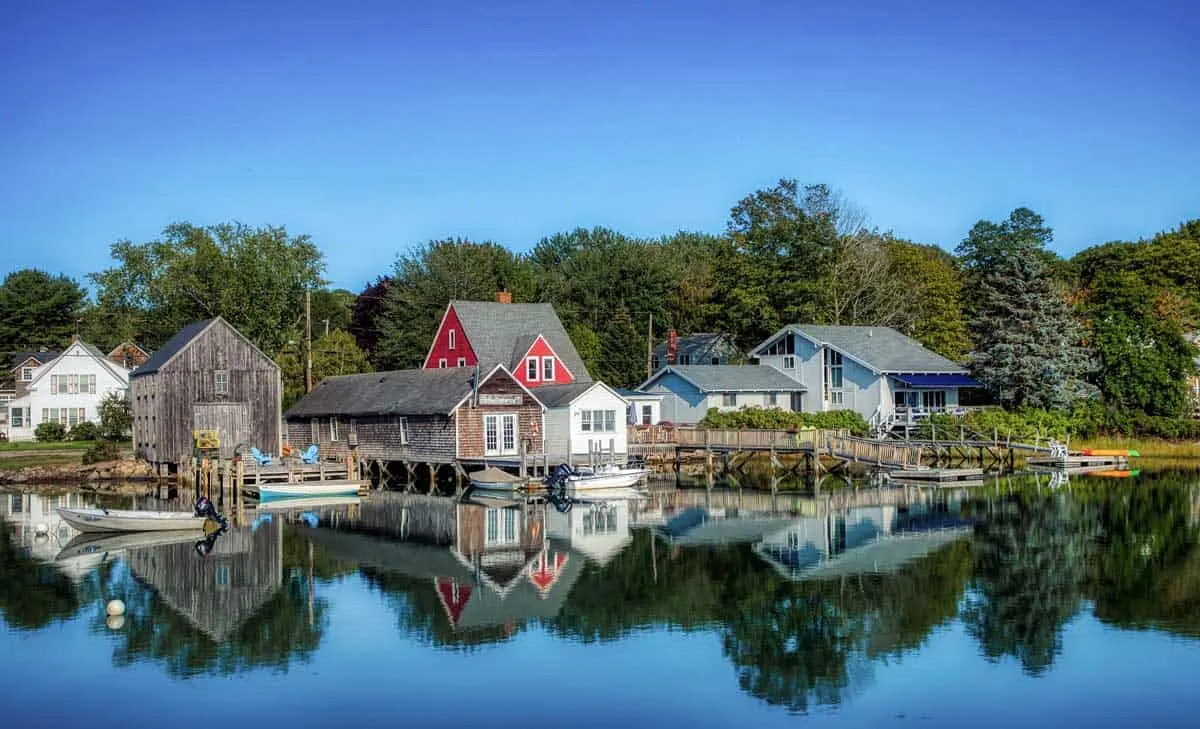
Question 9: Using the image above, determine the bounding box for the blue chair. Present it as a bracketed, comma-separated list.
[300, 444, 319, 464]
[250, 446, 273, 466]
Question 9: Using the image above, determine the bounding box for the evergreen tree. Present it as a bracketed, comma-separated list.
[957, 209, 1090, 408]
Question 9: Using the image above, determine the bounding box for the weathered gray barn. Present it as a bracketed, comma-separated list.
[131, 317, 282, 468]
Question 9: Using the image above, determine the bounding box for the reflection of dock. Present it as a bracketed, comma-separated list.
[885, 467, 983, 484]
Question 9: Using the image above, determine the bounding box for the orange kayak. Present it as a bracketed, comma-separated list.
[1081, 449, 1139, 458]
[1087, 469, 1139, 478]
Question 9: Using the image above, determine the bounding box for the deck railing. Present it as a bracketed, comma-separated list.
[629, 425, 837, 450]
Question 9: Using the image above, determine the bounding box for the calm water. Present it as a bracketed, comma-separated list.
[3, 470, 1200, 728]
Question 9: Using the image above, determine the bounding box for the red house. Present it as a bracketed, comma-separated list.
[422, 293, 592, 389]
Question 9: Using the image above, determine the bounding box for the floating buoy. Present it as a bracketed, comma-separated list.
[106, 599, 126, 616]
[106, 615, 125, 631]
[34, 523, 49, 536]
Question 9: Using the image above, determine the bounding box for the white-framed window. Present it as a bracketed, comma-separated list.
[526, 357, 539, 381]
[214, 370, 228, 395]
[783, 355, 796, 369]
[10, 407, 25, 427]
[767, 392, 778, 407]
[541, 356, 555, 381]
[483, 413, 518, 456]
[438, 358, 447, 368]
[457, 357, 466, 367]
[310, 418, 319, 444]
[398, 416, 409, 445]
[831, 390, 845, 405]
[448, 329, 456, 350]
[641, 404, 652, 425]
[329, 417, 339, 441]
[582, 409, 616, 432]
[20, 366, 33, 381]
[485, 508, 519, 546]
[722, 392, 737, 408]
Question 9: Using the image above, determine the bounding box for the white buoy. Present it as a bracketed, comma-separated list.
[106, 599, 126, 616]
[106, 615, 125, 630]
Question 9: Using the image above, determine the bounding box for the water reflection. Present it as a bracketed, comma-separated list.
[2, 471, 1200, 718]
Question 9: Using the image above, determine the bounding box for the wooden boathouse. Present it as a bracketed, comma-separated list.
[283, 364, 546, 486]
[131, 317, 282, 472]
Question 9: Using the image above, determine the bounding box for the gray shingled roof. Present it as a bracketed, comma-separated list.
[11, 351, 59, 370]
[533, 382, 598, 408]
[641, 365, 808, 393]
[285, 367, 479, 418]
[131, 319, 214, 376]
[450, 300, 591, 382]
[652, 333, 738, 359]
[755, 325, 966, 374]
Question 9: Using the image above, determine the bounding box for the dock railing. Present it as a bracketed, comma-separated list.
[629, 425, 839, 451]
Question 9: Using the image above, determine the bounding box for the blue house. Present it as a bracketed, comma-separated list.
[749, 325, 980, 433]
[636, 365, 808, 425]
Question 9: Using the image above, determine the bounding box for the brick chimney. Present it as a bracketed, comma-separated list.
[495, 290, 512, 304]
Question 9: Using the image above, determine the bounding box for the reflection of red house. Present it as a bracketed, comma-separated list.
[435, 577, 473, 626]
[422, 295, 591, 389]
[528, 550, 569, 594]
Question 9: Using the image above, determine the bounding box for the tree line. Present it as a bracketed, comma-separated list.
[1, 180, 1197, 426]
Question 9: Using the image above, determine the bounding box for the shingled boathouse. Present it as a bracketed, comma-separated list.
[284, 364, 546, 487]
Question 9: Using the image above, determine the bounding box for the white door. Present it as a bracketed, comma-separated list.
[484, 413, 518, 456]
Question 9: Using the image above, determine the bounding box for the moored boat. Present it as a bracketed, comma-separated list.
[56, 507, 210, 533]
[469, 466, 537, 492]
[256, 481, 363, 500]
[545, 463, 650, 491]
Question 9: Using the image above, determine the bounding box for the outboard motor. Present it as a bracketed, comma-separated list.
[194, 496, 229, 532]
[544, 463, 574, 489]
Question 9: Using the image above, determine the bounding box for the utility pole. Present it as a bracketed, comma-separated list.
[305, 289, 313, 393]
[323, 318, 330, 337]
[646, 313, 653, 379]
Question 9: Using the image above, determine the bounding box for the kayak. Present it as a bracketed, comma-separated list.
[1081, 449, 1139, 458]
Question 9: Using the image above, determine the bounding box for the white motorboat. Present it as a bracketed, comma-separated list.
[56, 507, 210, 533]
[256, 480, 363, 500]
[547, 463, 650, 491]
[257, 495, 362, 511]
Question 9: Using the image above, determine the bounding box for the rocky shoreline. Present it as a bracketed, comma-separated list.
[0, 458, 160, 490]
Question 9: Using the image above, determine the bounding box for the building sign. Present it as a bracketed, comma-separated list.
[479, 393, 522, 406]
[193, 429, 220, 449]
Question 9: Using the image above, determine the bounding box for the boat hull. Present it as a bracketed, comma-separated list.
[564, 469, 650, 491]
[257, 481, 363, 500]
[56, 507, 209, 533]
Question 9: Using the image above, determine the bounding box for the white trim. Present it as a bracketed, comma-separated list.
[515, 334, 574, 381]
[448, 328, 456, 350]
[421, 304, 456, 370]
[525, 356, 539, 381]
[637, 366, 807, 394]
[438, 358, 447, 368]
[448, 364, 548, 415]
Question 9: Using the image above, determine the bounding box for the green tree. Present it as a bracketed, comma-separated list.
[310, 288, 355, 336]
[713, 180, 845, 346]
[98, 390, 132, 441]
[349, 275, 393, 365]
[0, 269, 87, 362]
[1086, 270, 1194, 416]
[89, 222, 326, 354]
[374, 239, 535, 370]
[279, 329, 373, 409]
[957, 209, 1090, 408]
[884, 239, 971, 360]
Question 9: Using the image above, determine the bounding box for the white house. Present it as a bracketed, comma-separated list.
[6, 338, 131, 441]
[616, 388, 664, 426]
[536, 381, 630, 464]
[750, 325, 980, 432]
[636, 365, 809, 425]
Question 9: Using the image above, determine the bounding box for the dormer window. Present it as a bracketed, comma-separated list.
[526, 357, 539, 381]
[448, 329, 456, 350]
[20, 366, 33, 381]
[542, 356, 555, 381]
[457, 357, 466, 367]
[438, 358, 447, 368]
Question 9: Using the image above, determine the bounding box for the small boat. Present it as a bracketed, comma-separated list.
[1081, 448, 1140, 458]
[469, 466, 536, 492]
[56, 507, 210, 533]
[546, 463, 650, 491]
[256, 495, 361, 511]
[256, 481, 363, 500]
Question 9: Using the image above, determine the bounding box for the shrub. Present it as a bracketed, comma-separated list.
[67, 420, 99, 441]
[98, 391, 132, 441]
[914, 403, 1200, 442]
[699, 407, 870, 437]
[34, 421, 66, 442]
[82, 440, 120, 465]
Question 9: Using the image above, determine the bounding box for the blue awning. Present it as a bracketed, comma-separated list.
[892, 374, 982, 389]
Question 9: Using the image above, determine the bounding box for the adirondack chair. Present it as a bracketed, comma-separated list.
[250, 446, 273, 466]
[299, 444, 319, 464]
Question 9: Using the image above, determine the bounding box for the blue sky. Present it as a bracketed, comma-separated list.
[1, 0, 1196, 292]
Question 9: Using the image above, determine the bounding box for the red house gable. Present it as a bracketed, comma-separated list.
[514, 335, 573, 388]
[423, 304, 478, 369]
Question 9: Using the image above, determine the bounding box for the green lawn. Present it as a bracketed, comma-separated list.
[0, 440, 94, 452]
[0, 452, 84, 471]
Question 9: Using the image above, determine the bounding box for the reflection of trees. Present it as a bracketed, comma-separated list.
[1084, 475, 1200, 638]
[79, 528, 328, 678]
[0, 524, 81, 630]
[360, 568, 516, 650]
[961, 491, 1098, 675]
[550, 529, 970, 714]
